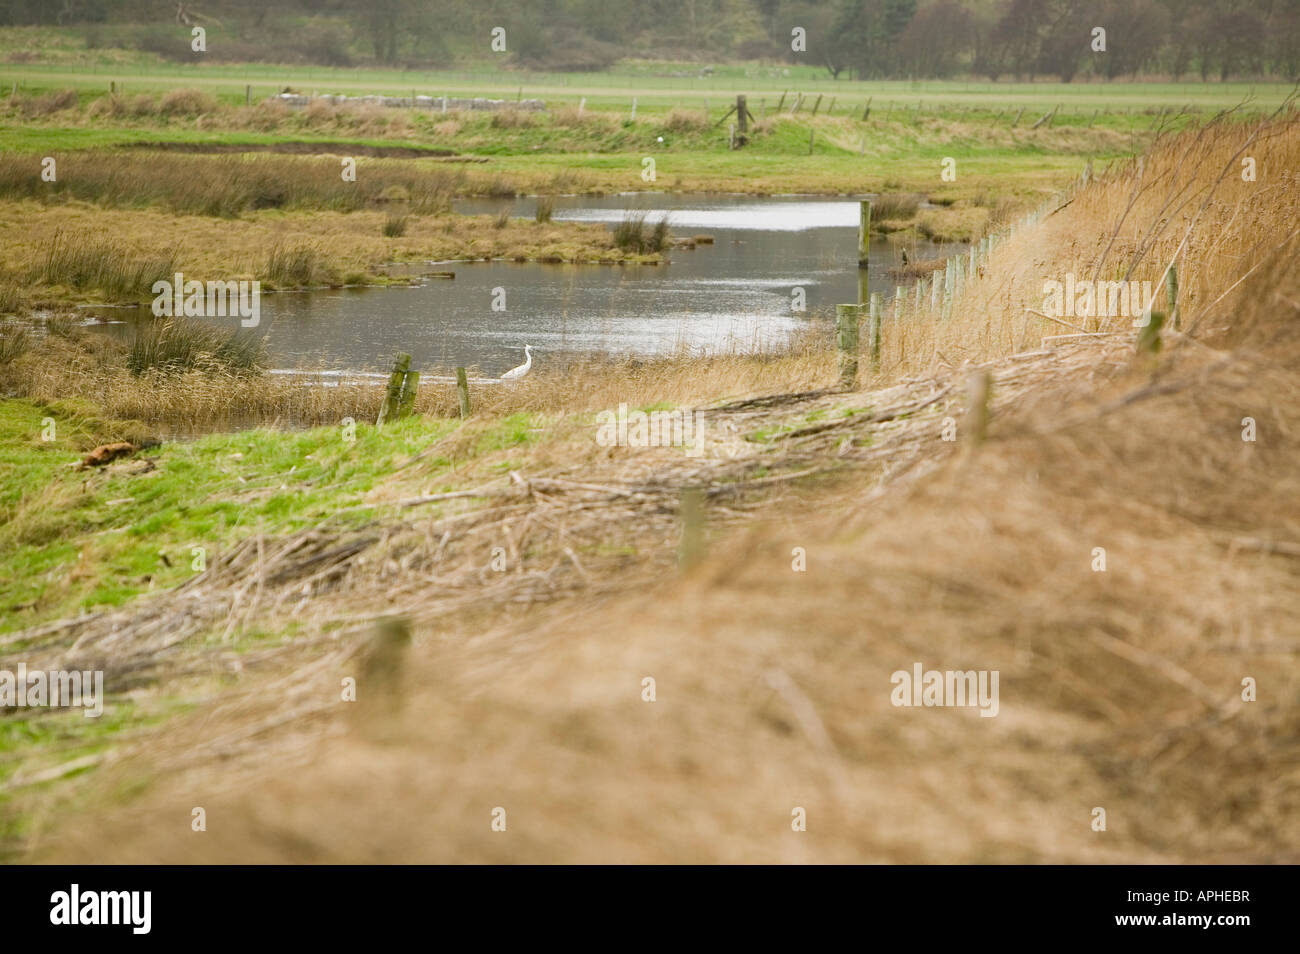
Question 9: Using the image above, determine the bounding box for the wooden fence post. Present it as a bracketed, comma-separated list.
[678, 487, 706, 569]
[1137, 310, 1166, 354]
[837, 304, 860, 389]
[377, 352, 412, 426]
[455, 366, 471, 418]
[964, 370, 992, 446]
[398, 370, 419, 418]
[869, 293, 882, 373]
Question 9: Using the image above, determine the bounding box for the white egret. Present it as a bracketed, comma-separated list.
[500, 344, 533, 381]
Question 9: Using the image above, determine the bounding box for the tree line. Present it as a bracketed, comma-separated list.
[3, 0, 1297, 80]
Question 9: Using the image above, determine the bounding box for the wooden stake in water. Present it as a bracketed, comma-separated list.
[836, 303, 860, 389]
[857, 199, 872, 269]
[857, 200, 871, 306]
[455, 366, 471, 418]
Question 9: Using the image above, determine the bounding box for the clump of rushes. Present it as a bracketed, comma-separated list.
[614, 212, 671, 253]
[128, 317, 265, 376]
[383, 213, 409, 237]
[494, 208, 511, 229]
[0, 281, 23, 314]
[33, 230, 175, 301]
[265, 242, 323, 287]
[0, 323, 29, 363]
[872, 192, 922, 221]
[535, 196, 555, 223]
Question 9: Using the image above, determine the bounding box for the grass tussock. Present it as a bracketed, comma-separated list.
[265, 242, 328, 288]
[871, 192, 922, 221]
[613, 212, 670, 254]
[661, 107, 709, 133]
[491, 109, 536, 129]
[158, 87, 219, 117]
[128, 317, 266, 376]
[381, 213, 408, 237]
[31, 230, 175, 301]
[0, 322, 30, 363]
[0, 281, 24, 314]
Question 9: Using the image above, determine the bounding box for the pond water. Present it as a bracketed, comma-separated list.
[87, 194, 963, 378]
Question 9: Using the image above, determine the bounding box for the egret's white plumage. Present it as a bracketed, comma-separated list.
[501, 344, 533, 380]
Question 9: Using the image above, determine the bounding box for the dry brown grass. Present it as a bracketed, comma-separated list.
[0, 323, 832, 433]
[24, 238, 1300, 861]
[8, 115, 1300, 864]
[872, 107, 1300, 385]
[0, 199, 654, 304]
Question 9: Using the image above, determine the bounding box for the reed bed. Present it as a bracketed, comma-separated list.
[868, 107, 1300, 384]
[613, 212, 671, 253]
[0, 152, 471, 217]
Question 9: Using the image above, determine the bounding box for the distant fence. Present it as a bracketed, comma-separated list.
[268, 93, 546, 112]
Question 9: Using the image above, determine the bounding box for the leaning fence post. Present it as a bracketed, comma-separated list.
[455, 366, 471, 418]
[836, 303, 860, 389]
[398, 370, 419, 419]
[377, 352, 411, 426]
[1166, 263, 1179, 331]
